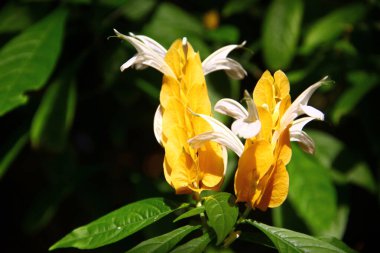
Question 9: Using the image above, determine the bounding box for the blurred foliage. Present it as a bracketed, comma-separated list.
[0, 0, 379, 252]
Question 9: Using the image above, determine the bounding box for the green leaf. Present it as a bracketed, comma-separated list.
[307, 130, 343, 169]
[206, 25, 240, 44]
[30, 76, 76, 152]
[0, 8, 68, 116]
[318, 236, 358, 253]
[222, 0, 258, 17]
[262, 0, 303, 70]
[173, 206, 205, 223]
[202, 192, 239, 245]
[309, 130, 377, 193]
[0, 3, 33, 33]
[120, 0, 156, 21]
[143, 3, 208, 54]
[49, 198, 186, 250]
[331, 71, 378, 124]
[127, 225, 201, 253]
[300, 3, 367, 55]
[287, 144, 337, 235]
[245, 220, 352, 253]
[346, 162, 377, 194]
[318, 205, 350, 240]
[0, 131, 29, 179]
[170, 232, 213, 253]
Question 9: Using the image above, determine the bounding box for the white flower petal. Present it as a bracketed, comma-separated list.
[290, 117, 315, 133]
[132, 33, 167, 57]
[214, 98, 248, 120]
[231, 118, 261, 139]
[300, 105, 324, 120]
[290, 130, 315, 154]
[188, 113, 244, 157]
[114, 29, 176, 78]
[120, 55, 140, 71]
[153, 105, 163, 146]
[202, 42, 247, 79]
[281, 76, 328, 128]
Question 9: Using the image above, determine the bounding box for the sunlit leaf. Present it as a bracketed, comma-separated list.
[245, 220, 352, 253]
[173, 206, 205, 223]
[201, 191, 238, 245]
[127, 225, 201, 253]
[49, 198, 187, 250]
[30, 76, 76, 152]
[332, 71, 378, 124]
[262, 0, 303, 70]
[170, 232, 213, 253]
[0, 8, 68, 116]
[318, 236, 358, 253]
[287, 144, 337, 236]
[300, 3, 367, 55]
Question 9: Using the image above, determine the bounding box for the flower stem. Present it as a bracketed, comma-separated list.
[194, 192, 208, 234]
[196, 200, 208, 234]
[223, 204, 252, 248]
[237, 205, 252, 224]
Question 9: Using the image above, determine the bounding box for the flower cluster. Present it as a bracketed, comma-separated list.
[115, 31, 327, 210]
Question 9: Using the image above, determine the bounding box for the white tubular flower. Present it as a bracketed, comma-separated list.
[114, 29, 176, 78]
[202, 41, 247, 80]
[115, 29, 247, 80]
[188, 112, 244, 157]
[153, 105, 163, 146]
[215, 90, 261, 139]
[289, 117, 316, 154]
[280, 76, 328, 130]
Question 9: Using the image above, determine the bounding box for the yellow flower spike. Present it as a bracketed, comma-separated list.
[116, 30, 248, 194]
[190, 70, 327, 210]
[160, 39, 225, 193]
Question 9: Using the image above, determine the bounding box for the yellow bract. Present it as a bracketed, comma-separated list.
[235, 70, 292, 210]
[160, 40, 224, 194]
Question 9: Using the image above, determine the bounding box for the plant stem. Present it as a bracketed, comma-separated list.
[196, 199, 208, 234]
[237, 205, 252, 224]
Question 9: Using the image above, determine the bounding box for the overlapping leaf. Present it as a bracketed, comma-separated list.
[127, 225, 201, 253]
[49, 198, 186, 250]
[246, 220, 355, 253]
[201, 191, 238, 245]
[30, 75, 76, 152]
[0, 8, 67, 116]
[170, 232, 213, 253]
